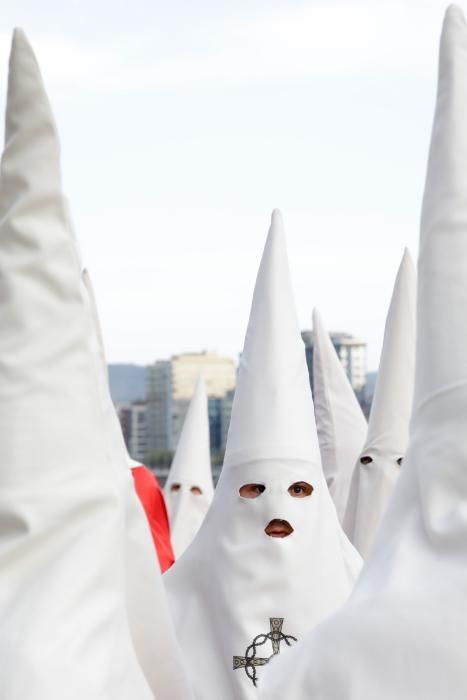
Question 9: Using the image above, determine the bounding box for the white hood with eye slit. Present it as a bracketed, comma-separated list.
[259, 7, 467, 699]
[343, 248, 416, 557]
[164, 210, 361, 700]
[164, 375, 214, 558]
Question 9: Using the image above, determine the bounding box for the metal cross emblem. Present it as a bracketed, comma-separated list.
[233, 617, 298, 687]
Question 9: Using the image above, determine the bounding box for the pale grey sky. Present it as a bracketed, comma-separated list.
[0, 1, 453, 368]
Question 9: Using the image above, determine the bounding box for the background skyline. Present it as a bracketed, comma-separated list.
[0, 1, 450, 368]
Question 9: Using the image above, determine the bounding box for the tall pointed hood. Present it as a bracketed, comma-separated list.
[0, 30, 153, 698]
[312, 308, 367, 522]
[164, 375, 214, 557]
[343, 248, 416, 556]
[165, 375, 213, 494]
[164, 210, 361, 700]
[259, 7, 467, 699]
[361, 248, 416, 460]
[81, 270, 194, 698]
[223, 209, 321, 471]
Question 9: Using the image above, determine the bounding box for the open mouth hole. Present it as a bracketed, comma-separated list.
[264, 519, 294, 538]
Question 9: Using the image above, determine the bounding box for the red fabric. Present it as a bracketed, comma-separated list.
[131, 465, 175, 572]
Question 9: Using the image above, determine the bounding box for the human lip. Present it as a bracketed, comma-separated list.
[264, 519, 294, 538]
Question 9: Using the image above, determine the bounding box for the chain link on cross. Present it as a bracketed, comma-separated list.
[233, 617, 297, 687]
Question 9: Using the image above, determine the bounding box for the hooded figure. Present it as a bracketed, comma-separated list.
[259, 7, 467, 699]
[312, 308, 368, 522]
[82, 267, 191, 696]
[0, 30, 154, 698]
[164, 375, 214, 557]
[343, 248, 416, 557]
[164, 210, 361, 700]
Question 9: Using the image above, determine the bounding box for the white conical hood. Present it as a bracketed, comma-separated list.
[0, 30, 153, 698]
[360, 248, 416, 458]
[82, 270, 194, 700]
[343, 248, 416, 557]
[259, 7, 467, 699]
[164, 375, 214, 557]
[164, 210, 361, 700]
[223, 210, 321, 469]
[312, 308, 367, 522]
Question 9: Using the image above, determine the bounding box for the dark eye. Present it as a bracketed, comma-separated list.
[170, 483, 181, 492]
[360, 456, 373, 465]
[239, 483, 266, 499]
[288, 481, 313, 498]
[396, 457, 403, 466]
[191, 486, 203, 495]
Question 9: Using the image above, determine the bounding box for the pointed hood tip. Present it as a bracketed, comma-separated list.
[401, 247, 414, 265]
[400, 247, 416, 275]
[265, 209, 286, 251]
[442, 4, 466, 40]
[312, 307, 321, 326]
[445, 4, 465, 23]
[271, 208, 283, 223]
[11, 27, 31, 53]
[7, 26, 43, 95]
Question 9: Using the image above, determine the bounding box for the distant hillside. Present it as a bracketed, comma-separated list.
[108, 364, 146, 404]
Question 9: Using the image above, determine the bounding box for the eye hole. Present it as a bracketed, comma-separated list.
[239, 483, 266, 499]
[191, 486, 203, 495]
[360, 456, 373, 465]
[288, 481, 313, 498]
[170, 483, 181, 492]
[396, 457, 403, 466]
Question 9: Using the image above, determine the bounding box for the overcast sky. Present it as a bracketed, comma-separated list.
[0, 1, 453, 369]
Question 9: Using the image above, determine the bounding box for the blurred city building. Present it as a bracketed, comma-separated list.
[301, 329, 367, 400]
[146, 351, 236, 454]
[115, 400, 148, 463]
[109, 339, 374, 479]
